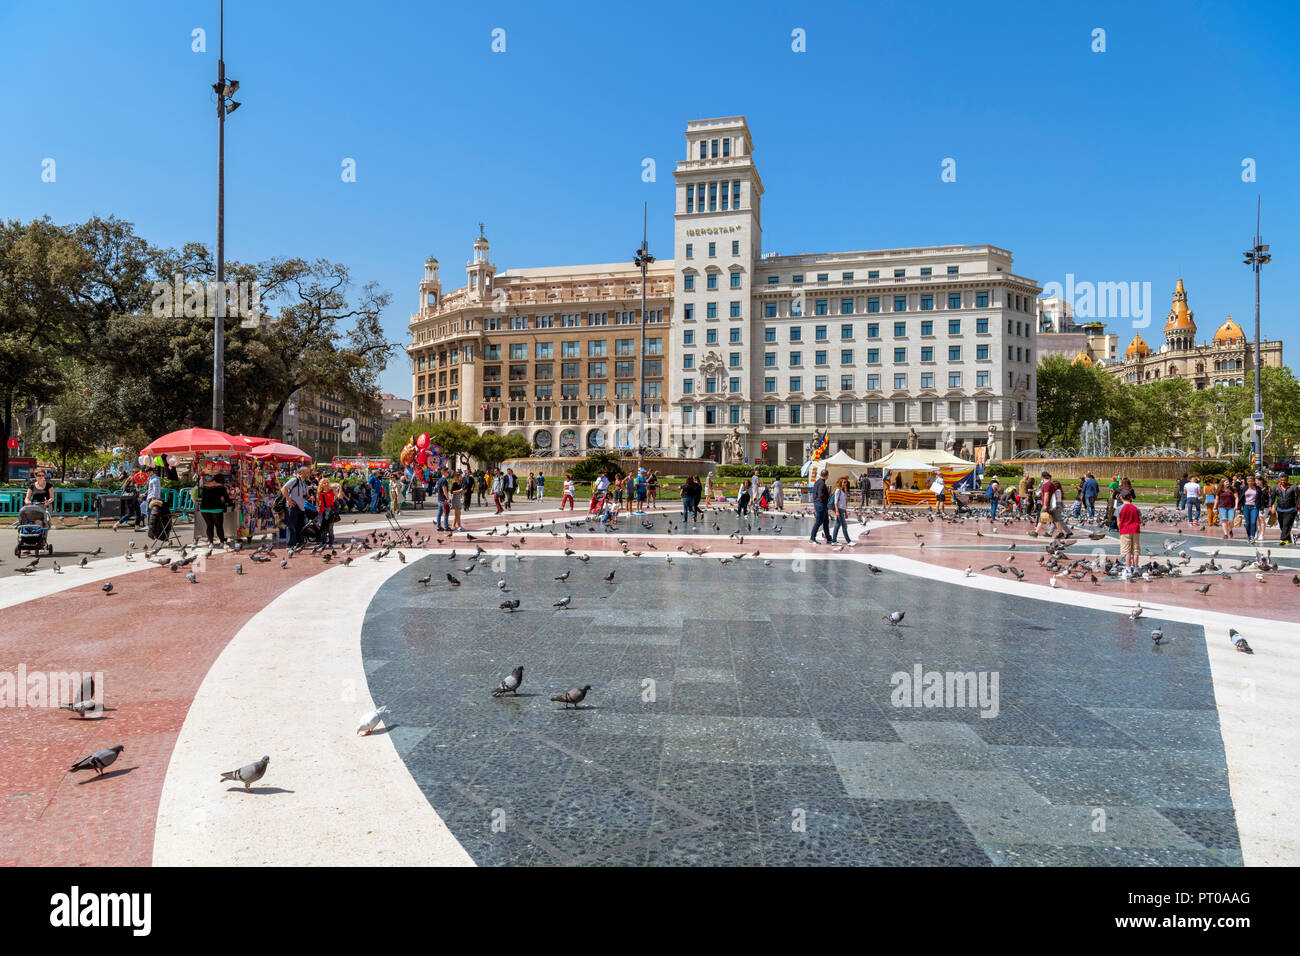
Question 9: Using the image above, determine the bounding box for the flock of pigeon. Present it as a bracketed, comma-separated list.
[42, 497, 1275, 794]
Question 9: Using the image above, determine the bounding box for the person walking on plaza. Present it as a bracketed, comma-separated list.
[318, 478, 338, 546]
[536, 472, 545, 501]
[1182, 474, 1201, 524]
[1176, 473, 1188, 510]
[680, 475, 697, 523]
[477, 471, 488, 506]
[930, 472, 947, 513]
[773, 476, 784, 511]
[1271, 474, 1297, 546]
[562, 476, 575, 510]
[589, 471, 609, 515]
[634, 469, 648, 514]
[198, 473, 232, 546]
[1037, 471, 1070, 536]
[434, 468, 450, 531]
[1118, 489, 1141, 572]
[504, 469, 516, 510]
[1082, 472, 1099, 520]
[1016, 472, 1031, 519]
[1215, 479, 1238, 540]
[450, 472, 465, 532]
[1241, 474, 1261, 545]
[809, 469, 832, 544]
[281, 466, 310, 548]
[736, 480, 751, 519]
[491, 468, 504, 515]
[986, 477, 1001, 519]
[526, 472, 536, 500]
[831, 476, 852, 544]
[1256, 476, 1272, 540]
[703, 473, 712, 506]
[647, 471, 659, 509]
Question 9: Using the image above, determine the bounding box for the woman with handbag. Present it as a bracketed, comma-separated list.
[1240, 475, 1260, 544]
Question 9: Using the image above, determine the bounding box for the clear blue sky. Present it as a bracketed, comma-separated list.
[2, 0, 1296, 398]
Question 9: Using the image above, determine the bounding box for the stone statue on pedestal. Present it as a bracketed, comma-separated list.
[986, 424, 998, 462]
[724, 427, 744, 464]
[906, 427, 919, 450]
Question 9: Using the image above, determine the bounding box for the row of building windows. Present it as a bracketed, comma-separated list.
[755, 345, 988, 367]
[759, 291, 998, 315]
[679, 398, 1014, 427]
[485, 360, 664, 380]
[687, 371, 993, 394]
[684, 240, 741, 259]
[483, 382, 663, 401]
[685, 180, 743, 213]
[682, 273, 744, 291]
[763, 266, 965, 284]
[482, 338, 663, 361]
[482, 311, 665, 332]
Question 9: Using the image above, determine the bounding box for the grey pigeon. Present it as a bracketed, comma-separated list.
[493, 666, 524, 697]
[1151, 626, 1164, 646]
[446, 573, 461, 587]
[75, 674, 94, 705]
[883, 610, 905, 626]
[60, 700, 98, 718]
[552, 595, 571, 609]
[356, 706, 390, 735]
[554, 570, 570, 581]
[235, 563, 244, 575]
[550, 684, 591, 709]
[69, 745, 124, 775]
[101, 582, 114, 594]
[79, 556, 89, 567]
[417, 574, 431, 586]
[500, 599, 520, 612]
[220, 755, 270, 792]
[604, 570, 616, 583]
[1229, 628, 1252, 654]
[52, 561, 62, 573]
[186, 571, 197, 584]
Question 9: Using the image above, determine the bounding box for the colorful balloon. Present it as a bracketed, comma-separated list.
[416, 449, 429, 465]
[416, 432, 429, 450]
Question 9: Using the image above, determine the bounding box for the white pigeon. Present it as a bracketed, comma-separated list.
[356, 705, 390, 736]
[1130, 603, 1143, 620]
[964, 566, 972, 577]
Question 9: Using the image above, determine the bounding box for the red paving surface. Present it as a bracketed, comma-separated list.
[2, 503, 1295, 865]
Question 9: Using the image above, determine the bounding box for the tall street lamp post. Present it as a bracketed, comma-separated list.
[633, 203, 655, 460]
[1242, 200, 1270, 468]
[211, 0, 241, 430]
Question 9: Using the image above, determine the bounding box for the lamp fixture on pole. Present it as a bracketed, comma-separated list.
[211, 0, 242, 431]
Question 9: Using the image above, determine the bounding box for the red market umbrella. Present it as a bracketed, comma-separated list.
[248, 441, 312, 463]
[231, 434, 272, 449]
[142, 428, 245, 456]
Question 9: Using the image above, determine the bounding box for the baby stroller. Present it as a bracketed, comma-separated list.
[15, 504, 53, 557]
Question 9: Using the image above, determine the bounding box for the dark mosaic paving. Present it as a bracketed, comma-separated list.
[361, 553, 1242, 865]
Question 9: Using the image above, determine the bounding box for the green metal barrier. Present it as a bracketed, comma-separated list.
[0, 489, 22, 517]
[53, 488, 104, 515]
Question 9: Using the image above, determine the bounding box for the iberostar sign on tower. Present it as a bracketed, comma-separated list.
[408, 117, 1041, 464]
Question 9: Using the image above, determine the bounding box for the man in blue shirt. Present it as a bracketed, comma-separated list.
[435, 467, 450, 531]
[1082, 472, 1099, 520]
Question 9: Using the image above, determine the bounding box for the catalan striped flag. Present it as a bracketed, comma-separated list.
[811, 430, 829, 462]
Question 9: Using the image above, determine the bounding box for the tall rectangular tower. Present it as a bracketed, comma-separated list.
[671, 117, 765, 461]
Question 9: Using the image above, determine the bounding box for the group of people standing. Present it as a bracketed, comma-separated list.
[808, 469, 855, 544]
[1177, 471, 1298, 544]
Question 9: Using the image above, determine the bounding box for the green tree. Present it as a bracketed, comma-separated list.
[1034, 355, 1116, 448]
[474, 432, 530, 467]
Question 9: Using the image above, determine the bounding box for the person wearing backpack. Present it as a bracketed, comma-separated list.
[281, 467, 310, 548]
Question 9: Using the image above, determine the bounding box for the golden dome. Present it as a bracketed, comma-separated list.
[1213, 315, 1245, 344]
[1126, 333, 1151, 359]
[1071, 348, 1093, 367]
[1164, 277, 1196, 332]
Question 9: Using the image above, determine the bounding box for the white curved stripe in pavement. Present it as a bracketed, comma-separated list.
[152, 556, 474, 866]
[865, 552, 1300, 866]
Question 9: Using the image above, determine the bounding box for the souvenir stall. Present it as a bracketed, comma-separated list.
[860, 448, 976, 507]
[140, 428, 249, 541]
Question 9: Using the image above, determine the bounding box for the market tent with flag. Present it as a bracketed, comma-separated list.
[820, 448, 873, 486]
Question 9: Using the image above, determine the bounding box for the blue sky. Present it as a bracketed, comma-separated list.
[2, 0, 1296, 398]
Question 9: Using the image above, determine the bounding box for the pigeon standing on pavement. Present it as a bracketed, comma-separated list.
[500, 599, 520, 612]
[60, 700, 98, 718]
[883, 610, 905, 626]
[1229, 628, 1253, 654]
[550, 685, 591, 709]
[220, 755, 270, 792]
[553, 595, 571, 609]
[356, 706, 391, 735]
[69, 745, 124, 776]
[446, 573, 461, 587]
[1151, 626, 1164, 646]
[493, 666, 524, 697]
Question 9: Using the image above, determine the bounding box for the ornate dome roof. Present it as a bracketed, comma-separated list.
[1126, 333, 1151, 359]
[1213, 315, 1245, 344]
[1164, 277, 1196, 333]
[1071, 348, 1094, 367]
